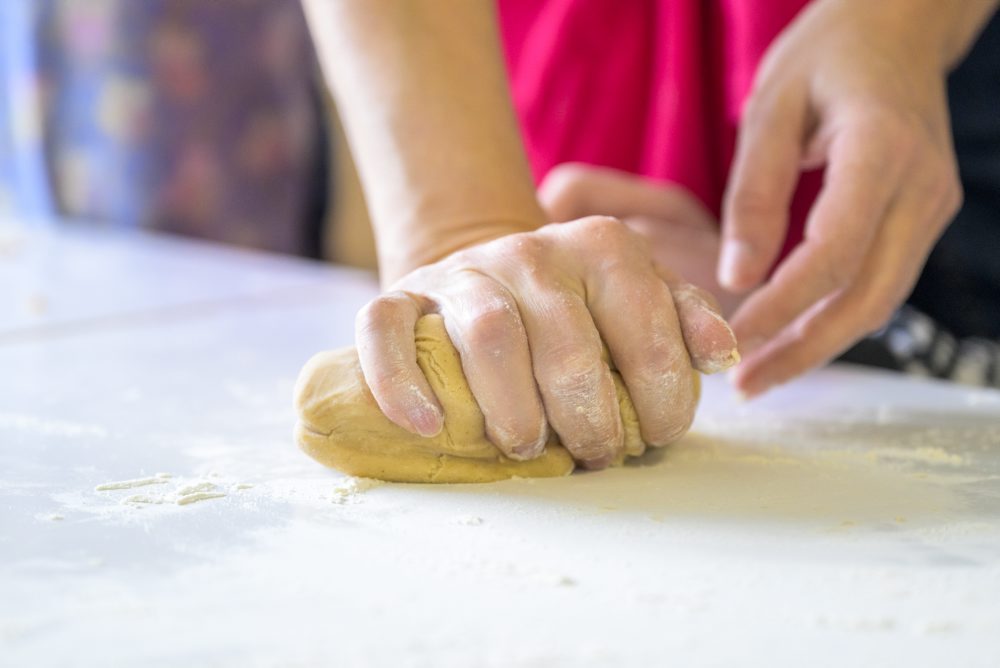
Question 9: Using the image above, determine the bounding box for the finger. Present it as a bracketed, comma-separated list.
[664, 278, 741, 375]
[522, 287, 622, 468]
[732, 173, 953, 397]
[355, 291, 444, 437]
[491, 229, 624, 469]
[436, 271, 547, 460]
[720, 85, 809, 292]
[729, 123, 904, 355]
[540, 163, 715, 228]
[586, 256, 699, 448]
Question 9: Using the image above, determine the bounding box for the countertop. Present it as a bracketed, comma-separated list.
[2, 220, 999, 667]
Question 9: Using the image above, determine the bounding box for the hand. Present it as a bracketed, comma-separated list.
[539, 163, 743, 315]
[355, 216, 739, 470]
[719, 0, 974, 397]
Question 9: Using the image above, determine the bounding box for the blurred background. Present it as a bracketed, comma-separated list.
[0, 0, 376, 267]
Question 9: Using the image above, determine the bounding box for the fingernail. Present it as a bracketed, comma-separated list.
[698, 347, 742, 375]
[411, 405, 443, 438]
[579, 452, 615, 471]
[510, 439, 545, 461]
[719, 240, 755, 290]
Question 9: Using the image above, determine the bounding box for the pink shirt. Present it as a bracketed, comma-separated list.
[500, 0, 820, 261]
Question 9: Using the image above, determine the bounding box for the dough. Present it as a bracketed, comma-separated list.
[294, 314, 698, 483]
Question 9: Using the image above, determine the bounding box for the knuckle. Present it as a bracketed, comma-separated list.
[571, 215, 638, 254]
[631, 335, 687, 379]
[355, 293, 406, 334]
[575, 214, 623, 236]
[487, 233, 551, 280]
[496, 231, 547, 263]
[460, 298, 521, 352]
[541, 350, 606, 398]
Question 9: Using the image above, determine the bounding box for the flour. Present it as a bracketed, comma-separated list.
[865, 446, 966, 467]
[176, 492, 227, 506]
[176, 481, 218, 496]
[94, 474, 227, 508]
[95, 476, 170, 491]
[456, 515, 484, 526]
[121, 494, 165, 505]
[815, 615, 897, 632]
[331, 477, 384, 504]
[915, 620, 960, 634]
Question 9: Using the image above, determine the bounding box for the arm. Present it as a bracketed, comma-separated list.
[302, 0, 543, 283]
[304, 1, 739, 468]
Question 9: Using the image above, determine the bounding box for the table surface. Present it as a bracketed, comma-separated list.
[2, 220, 1000, 668]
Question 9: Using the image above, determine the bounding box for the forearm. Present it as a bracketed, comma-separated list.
[303, 0, 545, 283]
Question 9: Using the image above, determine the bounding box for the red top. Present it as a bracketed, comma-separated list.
[499, 0, 821, 262]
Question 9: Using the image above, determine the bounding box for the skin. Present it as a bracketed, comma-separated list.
[538, 163, 742, 316]
[303, 0, 997, 466]
[720, 0, 999, 397]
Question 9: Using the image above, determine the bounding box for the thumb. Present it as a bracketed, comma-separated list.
[540, 163, 715, 229]
[720, 87, 808, 293]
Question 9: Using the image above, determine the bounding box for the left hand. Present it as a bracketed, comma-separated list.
[718, 0, 984, 397]
[539, 163, 742, 315]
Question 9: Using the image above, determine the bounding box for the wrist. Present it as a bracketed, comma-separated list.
[845, 0, 1000, 71]
[377, 214, 546, 286]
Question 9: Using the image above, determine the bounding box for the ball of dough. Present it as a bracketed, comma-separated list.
[294, 314, 698, 483]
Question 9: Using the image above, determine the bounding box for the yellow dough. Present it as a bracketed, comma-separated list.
[294, 314, 698, 483]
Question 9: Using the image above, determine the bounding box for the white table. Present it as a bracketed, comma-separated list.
[2, 221, 999, 667]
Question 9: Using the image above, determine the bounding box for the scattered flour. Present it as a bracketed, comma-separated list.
[176, 492, 227, 506]
[95, 476, 170, 492]
[97, 474, 227, 507]
[331, 477, 384, 504]
[815, 615, 897, 632]
[456, 515, 484, 526]
[865, 446, 966, 467]
[915, 620, 960, 635]
[176, 481, 218, 496]
[121, 494, 166, 505]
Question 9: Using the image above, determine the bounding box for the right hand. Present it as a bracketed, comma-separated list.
[355, 216, 739, 470]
